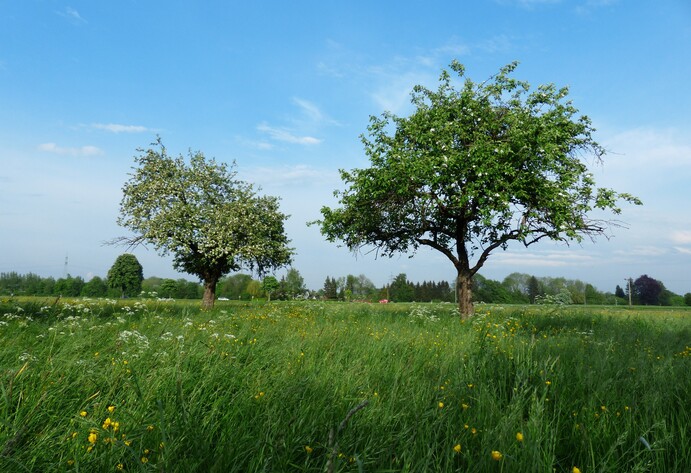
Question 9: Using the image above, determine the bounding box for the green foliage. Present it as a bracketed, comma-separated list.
[261, 276, 279, 302]
[685, 293, 691, 306]
[318, 61, 641, 316]
[283, 268, 306, 299]
[0, 300, 689, 471]
[217, 273, 255, 300]
[389, 273, 414, 302]
[54, 275, 86, 297]
[115, 139, 292, 308]
[107, 254, 144, 298]
[81, 276, 108, 297]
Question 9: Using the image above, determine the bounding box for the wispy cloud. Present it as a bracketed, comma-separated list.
[494, 0, 561, 8]
[674, 247, 691, 256]
[614, 245, 669, 257]
[292, 98, 339, 126]
[257, 123, 321, 145]
[603, 127, 691, 168]
[671, 231, 691, 245]
[89, 123, 151, 133]
[38, 142, 103, 157]
[58, 7, 86, 24]
[493, 250, 596, 267]
[244, 164, 339, 188]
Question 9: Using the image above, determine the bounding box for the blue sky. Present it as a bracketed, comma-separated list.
[2, 0, 690, 295]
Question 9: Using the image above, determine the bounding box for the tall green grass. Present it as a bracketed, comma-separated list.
[1, 298, 689, 472]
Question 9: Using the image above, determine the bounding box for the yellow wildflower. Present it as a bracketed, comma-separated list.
[102, 417, 112, 429]
[545, 380, 551, 386]
[116, 464, 124, 471]
[462, 403, 469, 410]
[88, 432, 98, 444]
[438, 402, 444, 408]
[572, 467, 582, 473]
[453, 444, 462, 453]
[79, 411, 87, 417]
[141, 456, 148, 464]
[304, 445, 313, 454]
[491, 450, 503, 461]
[107, 405, 116, 413]
[516, 432, 524, 442]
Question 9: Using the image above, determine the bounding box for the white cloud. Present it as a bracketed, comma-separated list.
[613, 245, 669, 257]
[59, 7, 86, 23]
[90, 123, 150, 133]
[671, 230, 691, 245]
[243, 164, 338, 188]
[674, 247, 691, 256]
[603, 127, 691, 168]
[257, 123, 321, 145]
[38, 142, 103, 157]
[492, 250, 596, 267]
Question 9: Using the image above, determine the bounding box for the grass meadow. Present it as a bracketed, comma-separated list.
[0, 297, 689, 472]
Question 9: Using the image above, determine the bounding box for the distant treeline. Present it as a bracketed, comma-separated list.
[0, 272, 203, 299]
[1, 271, 689, 306]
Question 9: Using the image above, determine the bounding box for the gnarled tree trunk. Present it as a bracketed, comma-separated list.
[202, 278, 217, 310]
[456, 271, 474, 319]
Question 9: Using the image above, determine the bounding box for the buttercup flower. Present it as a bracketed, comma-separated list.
[491, 450, 503, 461]
[516, 432, 524, 442]
[453, 444, 462, 453]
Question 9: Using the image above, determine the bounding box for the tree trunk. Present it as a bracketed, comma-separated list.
[457, 272, 474, 319]
[202, 278, 217, 310]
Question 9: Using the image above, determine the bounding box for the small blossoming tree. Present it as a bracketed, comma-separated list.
[112, 139, 293, 309]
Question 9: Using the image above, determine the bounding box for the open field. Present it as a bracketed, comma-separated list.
[1, 298, 689, 472]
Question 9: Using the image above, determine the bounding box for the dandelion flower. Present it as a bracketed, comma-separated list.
[453, 444, 462, 453]
[438, 402, 444, 408]
[304, 445, 313, 454]
[491, 450, 503, 461]
[516, 432, 524, 442]
[572, 467, 582, 473]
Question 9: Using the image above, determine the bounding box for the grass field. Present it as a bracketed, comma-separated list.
[1, 297, 689, 472]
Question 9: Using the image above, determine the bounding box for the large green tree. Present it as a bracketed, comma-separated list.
[318, 61, 641, 317]
[113, 140, 293, 309]
[107, 254, 143, 298]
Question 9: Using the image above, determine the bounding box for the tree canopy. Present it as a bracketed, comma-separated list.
[107, 253, 144, 298]
[318, 61, 641, 317]
[114, 139, 293, 309]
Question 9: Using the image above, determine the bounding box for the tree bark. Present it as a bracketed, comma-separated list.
[457, 271, 474, 319]
[202, 278, 217, 310]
